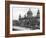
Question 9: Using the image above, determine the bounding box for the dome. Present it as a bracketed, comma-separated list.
[27, 8, 32, 15]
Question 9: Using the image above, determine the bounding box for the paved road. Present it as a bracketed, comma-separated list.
[13, 26, 31, 31]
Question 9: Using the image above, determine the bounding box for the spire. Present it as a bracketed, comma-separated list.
[37, 9, 40, 14]
[29, 8, 31, 11]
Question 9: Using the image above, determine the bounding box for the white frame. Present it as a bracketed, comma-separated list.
[10, 4, 43, 34]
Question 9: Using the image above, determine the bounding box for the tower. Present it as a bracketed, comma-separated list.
[37, 9, 40, 18]
[37, 9, 40, 23]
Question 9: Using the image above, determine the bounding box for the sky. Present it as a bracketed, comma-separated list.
[11, 4, 42, 20]
[13, 7, 39, 20]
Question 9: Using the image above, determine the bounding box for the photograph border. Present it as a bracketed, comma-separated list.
[5, 1, 45, 37]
